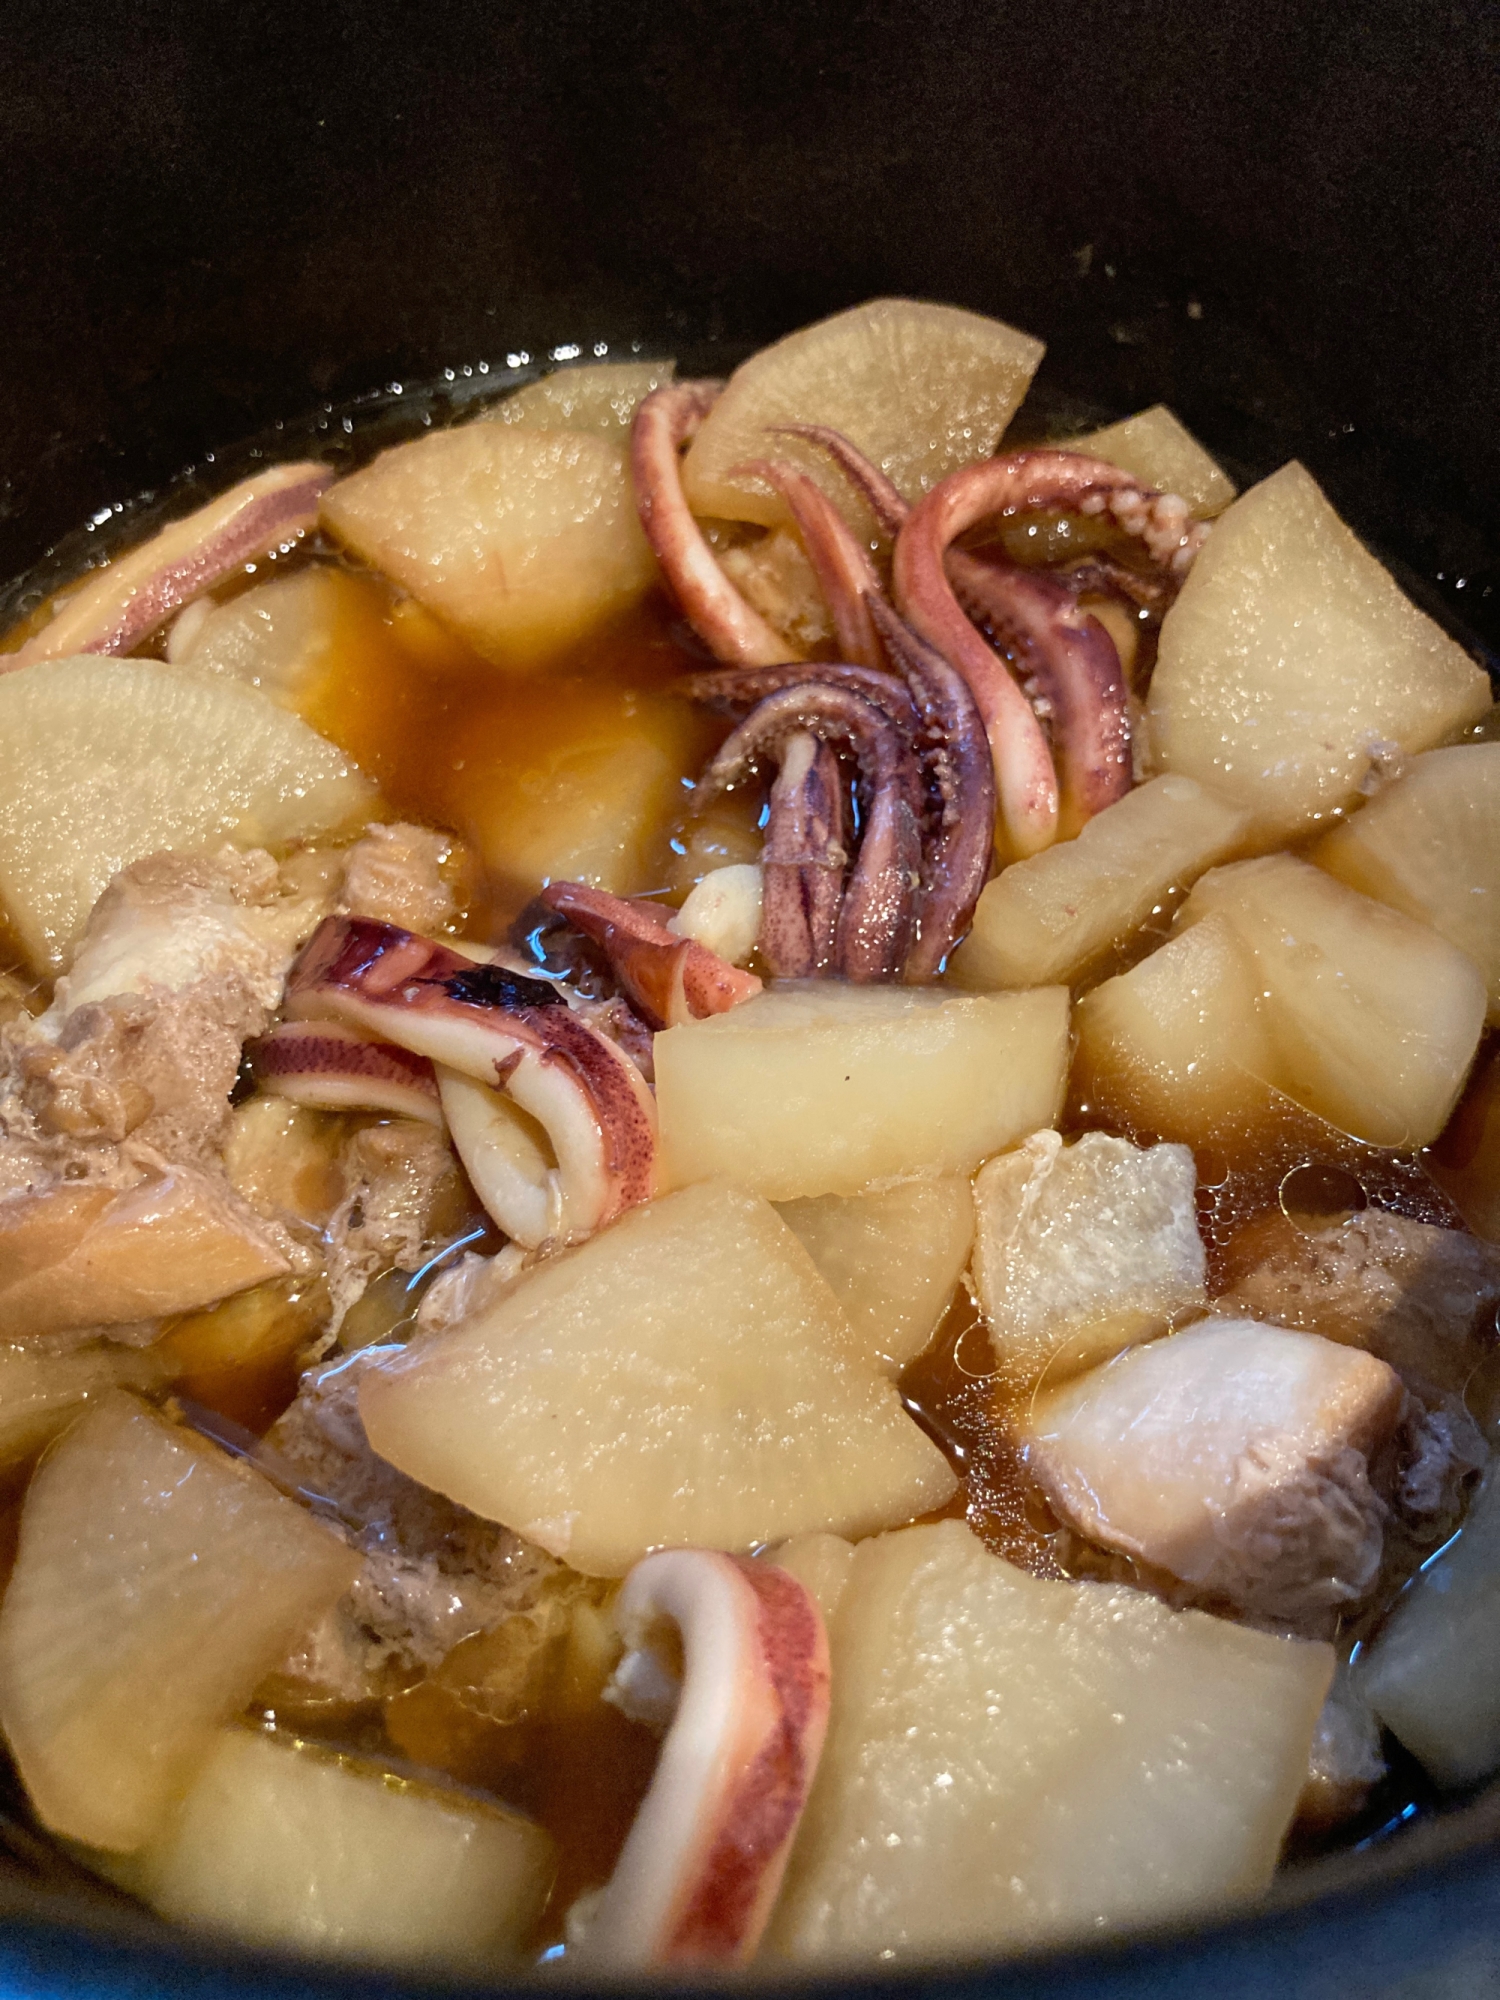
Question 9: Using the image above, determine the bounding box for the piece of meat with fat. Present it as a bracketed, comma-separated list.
[1, 846, 336, 1182]
[338, 823, 467, 937]
[1218, 1207, 1500, 1404]
[261, 1346, 564, 1707]
[1023, 1317, 1406, 1633]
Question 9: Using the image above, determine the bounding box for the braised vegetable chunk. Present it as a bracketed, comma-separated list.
[1149, 462, 1490, 842]
[1064, 405, 1237, 518]
[482, 360, 676, 436]
[1072, 911, 1279, 1147]
[359, 1183, 956, 1575]
[950, 774, 1249, 992]
[776, 1179, 974, 1374]
[321, 427, 656, 666]
[768, 1521, 1332, 1962]
[1314, 743, 1500, 1020]
[110, 1726, 555, 1967]
[1355, 1472, 1500, 1787]
[0, 657, 374, 973]
[3, 298, 1500, 1968]
[680, 298, 1044, 532]
[1178, 855, 1486, 1148]
[1024, 1320, 1404, 1629]
[0, 1395, 358, 1849]
[973, 1130, 1205, 1389]
[655, 984, 1069, 1199]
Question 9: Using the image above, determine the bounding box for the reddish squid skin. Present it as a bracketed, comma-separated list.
[577, 1549, 831, 1969]
[948, 548, 1132, 838]
[894, 451, 1207, 841]
[249, 1019, 442, 1124]
[699, 682, 924, 983]
[630, 383, 794, 665]
[285, 915, 657, 1226]
[11, 462, 332, 667]
[538, 880, 761, 1030]
[731, 455, 886, 669]
[677, 660, 920, 737]
[866, 595, 996, 978]
[760, 732, 848, 977]
[663, 1559, 831, 1964]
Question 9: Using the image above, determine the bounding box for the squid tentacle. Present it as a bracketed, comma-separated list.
[630, 384, 794, 666]
[865, 596, 995, 979]
[730, 456, 885, 669]
[699, 683, 923, 983]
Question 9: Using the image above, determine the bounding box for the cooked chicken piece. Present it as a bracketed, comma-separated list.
[45, 847, 328, 1024]
[973, 1129, 1206, 1390]
[1024, 1317, 1405, 1632]
[260, 1347, 563, 1708]
[1, 846, 336, 1186]
[338, 823, 465, 937]
[0, 1167, 292, 1343]
[1218, 1207, 1500, 1404]
[1297, 1660, 1387, 1832]
[17, 979, 266, 1167]
[322, 1120, 472, 1334]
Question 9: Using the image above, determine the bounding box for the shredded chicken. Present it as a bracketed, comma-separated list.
[338, 822, 462, 937]
[262, 1346, 563, 1704]
[322, 1119, 471, 1335]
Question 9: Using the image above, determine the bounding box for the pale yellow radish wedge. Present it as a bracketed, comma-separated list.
[102, 1724, 554, 1968]
[0, 1394, 358, 1850]
[1149, 462, 1490, 843]
[358, 1182, 956, 1576]
[681, 299, 1043, 534]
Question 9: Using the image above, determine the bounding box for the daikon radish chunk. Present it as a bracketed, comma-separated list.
[1178, 854, 1486, 1148]
[1148, 462, 1490, 843]
[682, 299, 1043, 535]
[656, 983, 1069, 1201]
[1071, 913, 1281, 1148]
[1356, 1471, 1500, 1787]
[358, 1182, 955, 1577]
[949, 774, 1249, 991]
[972, 1130, 1205, 1389]
[0, 1394, 358, 1849]
[0, 1343, 173, 1476]
[777, 1180, 974, 1374]
[107, 1725, 554, 1968]
[481, 360, 675, 436]
[321, 425, 656, 667]
[1314, 743, 1500, 1021]
[170, 565, 402, 724]
[0, 656, 375, 973]
[768, 1520, 1332, 1962]
[1062, 405, 1236, 518]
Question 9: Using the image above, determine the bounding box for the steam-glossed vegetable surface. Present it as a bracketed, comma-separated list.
[0, 297, 1496, 1976]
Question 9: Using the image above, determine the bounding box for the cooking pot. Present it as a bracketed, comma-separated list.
[1, 0, 1498, 1991]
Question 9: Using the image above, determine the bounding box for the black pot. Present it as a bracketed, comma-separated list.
[1, 1, 1498, 1992]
